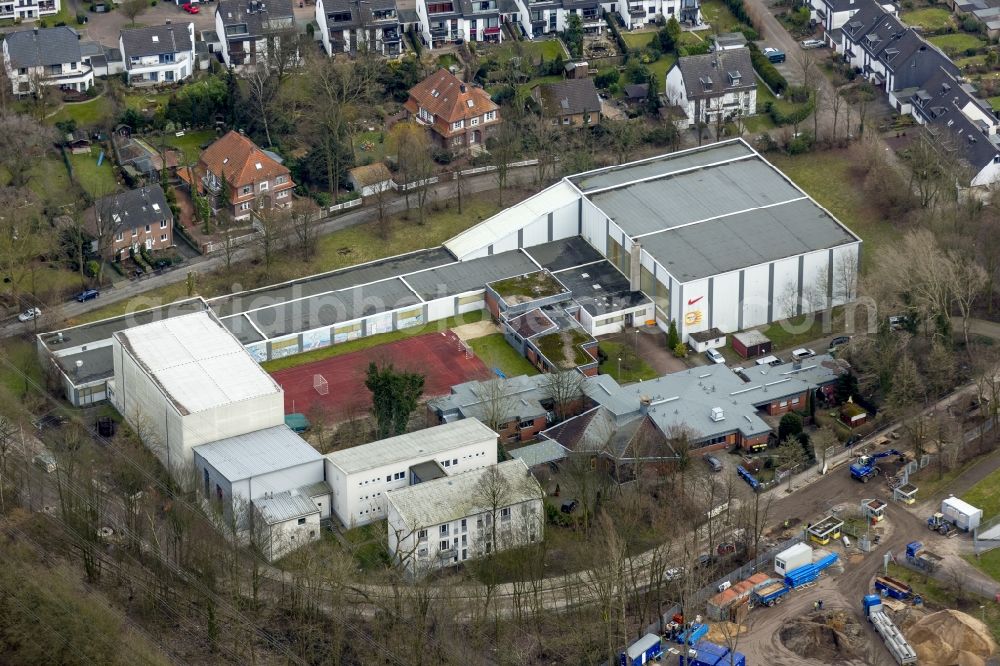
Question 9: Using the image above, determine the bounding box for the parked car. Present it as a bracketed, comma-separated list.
[791, 348, 815, 360]
[182, 2, 199, 12]
[665, 567, 685, 581]
[754, 355, 783, 366]
[75, 289, 100, 303]
[33, 413, 67, 431]
[800, 38, 825, 49]
[17, 307, 41, 322]
[830, 335, 851, 348]
[888, 315, 908, 331]
[763, 47, 786, 63]
[704, 454, 723, 472]
[696, 553, 715, 568]
[561, 499, 579, 514]
[705, 348, 725, 364]
[717, 542, 737, 556]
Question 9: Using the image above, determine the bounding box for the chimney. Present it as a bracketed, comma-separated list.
[166, 18, 171, 24]
[460, 83, 467, 93]
[629, 241, 641, 291]
[74, 360, 83, 376]
[639, 395, 652, 415]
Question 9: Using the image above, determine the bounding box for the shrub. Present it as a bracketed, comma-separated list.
[786, 132, 814, 155]
[666, 319, 680, 349]
[748, 43, 788, 95]
[432, 147, 453, 164]
[313, 191, 332, 207]
[779, 412, 804, 440]
[672, 342, 688, 358]
[76, 12, 87, 21]
[85, 260, 100, 277]
[645, 125, 678, 146]
[740, 25, 759, 41]
[595, 68, 619, 89]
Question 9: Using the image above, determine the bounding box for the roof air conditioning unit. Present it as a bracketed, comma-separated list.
[710, 407, 725, 422]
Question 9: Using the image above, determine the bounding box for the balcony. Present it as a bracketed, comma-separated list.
[438, 548, 457, 559]
[429, 25, 450, 36]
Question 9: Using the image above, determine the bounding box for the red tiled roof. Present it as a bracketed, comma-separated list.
[197, 130, 293, 201]
[404, 69, 498, 127]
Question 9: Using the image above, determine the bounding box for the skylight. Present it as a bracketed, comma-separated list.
[255, 162, 263, 169]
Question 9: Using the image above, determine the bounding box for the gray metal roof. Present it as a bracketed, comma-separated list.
[569, 141, 754, 192]
[39, 298, 208, 355]
[636, 198, 860, 281]
[254, 490, 319, 524]
[385, 459, 542, 529]
[403, 249, 539, 300]
[217, 0, 295, 38]
[245, 277, 420, 338]
[193, 425, 322, 481]
[553, 259, 649, 316]
[509, 439, 568, 467]
[120, 23, 193, 58]
[325, 418, 497, 475]
[5, 26, 83, 68]
[209, 247, 453, 317]
[221, 313, 265, 344]
[54, 345, 113, 386]
[675, 48, 755, 101]
[587, 156, 802, 237]
[524, 236, 604, 272]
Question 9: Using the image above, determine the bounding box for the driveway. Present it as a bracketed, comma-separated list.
[75, 3, 219, 47]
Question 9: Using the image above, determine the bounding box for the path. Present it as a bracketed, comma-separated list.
[1, 167, 540, 337]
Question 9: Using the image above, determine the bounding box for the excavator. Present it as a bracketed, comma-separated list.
[850, 449, 905, 483]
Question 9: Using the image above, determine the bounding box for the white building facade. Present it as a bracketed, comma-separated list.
[120, 23, 196, 86]
[109, 311, 285, 476]
[3, 26, 93, 95]
[0, 0, 59, 22]
[325, 419, 499, 528]
[386, 459, 544, 576]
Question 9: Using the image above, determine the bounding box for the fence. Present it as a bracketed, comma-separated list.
[896, 554, 999, 599]
[693, 535, 807, 608]
[327, 198, 363, 215]
[202, 230, 260, 255]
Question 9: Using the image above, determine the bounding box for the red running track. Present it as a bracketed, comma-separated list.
[270, 330, 492, 422]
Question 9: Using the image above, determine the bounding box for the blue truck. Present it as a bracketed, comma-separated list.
[751, 580, 790, 607]
[850, 449, 904, 482]
[679, 641, 747, 666]
[875, 576, 912, 600]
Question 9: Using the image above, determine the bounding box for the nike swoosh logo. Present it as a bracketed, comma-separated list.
[687, 296, 704, 306]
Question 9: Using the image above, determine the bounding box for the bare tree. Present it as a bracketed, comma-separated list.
[776, 434, 806, 492]
[289, 197, 321, 260]
[491, 121, 520, 206]
[242, 64, 281, 148]
[252, 198, 291, 279]
[947, 248, 988, 349]
[0, 114, 56, 187]
[389, 121, 434, 223]
[119, 0, 148, 26]
[0, 416, 18, 513]
[471, 377, 518, 434]
[471, 464, 512, 560]
[541, 370, 584, 424]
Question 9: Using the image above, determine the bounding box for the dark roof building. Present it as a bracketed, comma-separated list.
[673, 47, 754, 100]
[94, 185, 173, 236]
[215, 0, 295, 68]
[532, 78, 601, 125]
[120, 23, 194, 58]
[5, 26, 83, 68]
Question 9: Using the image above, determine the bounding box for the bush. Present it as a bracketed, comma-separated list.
[76, 12, 87, 22]
[595, 68, 619, 89]
[84, 260, 100, 278]
[748, 43, 788, 95]
[432, 147, 453, 164]
[765, 98, 814, 125]
[672, 342, 688, 358]
[645, 125, 679, 146]
[779, 412, 804, 440]
[740, 25, 759, 41]
[313, 191, 332, 207]
[786, 132, 813, 155]
[678, 42, 711, 56]
[667, 319, 680, 349]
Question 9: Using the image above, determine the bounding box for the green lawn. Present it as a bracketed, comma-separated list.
[962, 465, 1000, 521]
[468, 333, 539, 378]
[770, 150, 901, 272]
[67, 149, 119, 198]
[955, 54, 988, 70]
[260, 311, 487, 373]
[27, 155, 79, 210]
[124, 91, 171, 114]
[679, 30, 711, 46]
[757, 308, 844, 350]
[598, 340, 659, 383]
[623, 30, 657, 49]
[900, 7, 954, 31]
[928, 32, 986, 56]
[353, 129, 387, 164]
[489, 39, 565, 64]
[701, 0, 744, 32]
[47, 96, 114, 128]
[647, 53, 678, 83]
[156, 129, 217, 165]
[436, 53, 460, 70]
[989, 96, 1000, 112]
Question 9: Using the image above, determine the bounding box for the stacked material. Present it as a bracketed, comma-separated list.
[907, 610, 997, 666]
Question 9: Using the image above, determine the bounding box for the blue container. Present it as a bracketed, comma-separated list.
[680, 641, 747, 666]
[814, 552, 839, 572]
[676, 623, 709, 646]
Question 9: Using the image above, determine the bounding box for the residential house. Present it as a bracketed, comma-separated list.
[316, 0, 404, 55]
[665, 47, 756, 127]
[215, 0, 296, 69]
[532, 77, 602, 127]
[0, 0, 59, 22]
[404, 68, 500, 153]
[196, 130, 295, 220]
[3, 26, 93, 95]
[347, 162, 395, 196]
[414, 0, 518, 47]
[81, 40, 125, 77]
[512, 0, 604, 38]
[93, 185, 174, 260]
[120, 23, 196, 86]
[807, 0, 896, 43]
[616, 0, 701, 30]
[324, 418, 499, 528]
[385, 459, 544, 576]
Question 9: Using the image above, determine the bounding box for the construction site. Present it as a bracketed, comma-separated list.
[623, 418, 1000, 666]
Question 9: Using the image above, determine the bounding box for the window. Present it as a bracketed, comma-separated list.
[386, 475, 392, 482]
[497, 421, 510, 431]
[452, 458, 458, 466]
[518, 419, 534, 429]
[500, 507, 511, 521]
[240, 202, 251, 211]
[418, 547, 428, 557]
[395, 471, 405, 480]
[442, 460, 450, 467]
[276, 175, 286, 184]
[418, 529, 427, 542]
[115, 231, 123, 242]
[18, 67, 26, 75]
[131, 227, 138, 237]
[461, 518, 467, 532]
[470, 116, 480, 126]
[276, 190, 288, 198]
[241, 185, 252, 195]
[562, 117, 570, 125]
[452, 119, 464, 130]
[160, 220, 167, 229]
[160, 234, 167, 242]
[144, 224, 150, 233]
[297, 517, 306, 525]
[440, 524, 449, 536]
[259, 181, 268, 192]
[484, 110, 497, 121]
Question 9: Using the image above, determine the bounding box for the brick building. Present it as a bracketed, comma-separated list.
[93, 184, 173, 260]
[404, 69, 500, 154]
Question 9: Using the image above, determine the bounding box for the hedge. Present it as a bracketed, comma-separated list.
[748, 42, 788, 95]
[764, 98, 814, 125]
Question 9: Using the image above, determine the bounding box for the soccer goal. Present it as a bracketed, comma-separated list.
[313, 374, 329, 396]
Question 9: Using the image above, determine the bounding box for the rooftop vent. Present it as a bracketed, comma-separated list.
[152, 35, 159, 42]
[710, 407, 725, 422]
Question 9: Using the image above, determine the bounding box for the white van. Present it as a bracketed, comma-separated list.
[755, 355, 780, 366]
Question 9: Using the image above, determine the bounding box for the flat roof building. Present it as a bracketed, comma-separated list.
[324, 419, 499, 528]
[385, 459, 544, 575]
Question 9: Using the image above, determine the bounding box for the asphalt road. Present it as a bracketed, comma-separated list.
[1, 167, 540, 338]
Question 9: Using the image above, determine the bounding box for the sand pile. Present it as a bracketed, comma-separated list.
[907, 609, 997, 666]
[706, 622, 746, 644]
[778, 610, 864, 663]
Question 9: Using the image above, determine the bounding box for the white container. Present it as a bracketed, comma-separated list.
[942, 496, 983, 532]
[775, 542, 813, 576]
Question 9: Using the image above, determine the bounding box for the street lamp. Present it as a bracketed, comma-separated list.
[617, 356, 622, 379]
